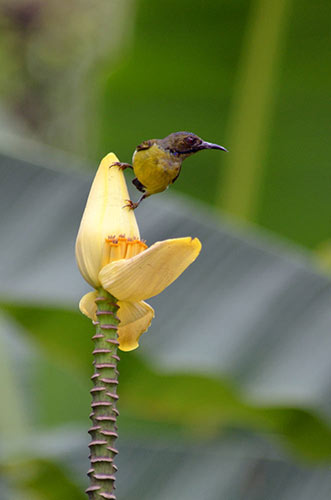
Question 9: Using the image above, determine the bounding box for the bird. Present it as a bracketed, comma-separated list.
[112, 131, 227, 209]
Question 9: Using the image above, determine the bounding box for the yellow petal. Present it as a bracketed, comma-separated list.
[99, 237, 202, 301]
[75, 153, 140, 287]
[79, 291, 154, 352]
[117, 301, 154, 352]
[79, 291, 98, 320]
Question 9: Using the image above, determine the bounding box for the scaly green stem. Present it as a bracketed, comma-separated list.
[86, 287, 120, 500]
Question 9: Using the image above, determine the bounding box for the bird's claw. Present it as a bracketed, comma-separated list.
[110, 162, 132, 171]
[123, 199, 139, 210]
[110, 161, 124, 170]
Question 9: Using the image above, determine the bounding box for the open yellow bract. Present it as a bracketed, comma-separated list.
[76, 153, 201, 351]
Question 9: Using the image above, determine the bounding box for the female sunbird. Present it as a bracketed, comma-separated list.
[112, 131, 227, 209]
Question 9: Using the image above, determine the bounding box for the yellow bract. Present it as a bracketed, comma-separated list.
[75, 153, 202, 351]
[79, 291, 154, 352]
[99, 237, 201, 301]
[75, 153, 140, 288]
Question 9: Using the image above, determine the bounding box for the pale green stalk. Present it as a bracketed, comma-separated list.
[218, 0, 292, 221]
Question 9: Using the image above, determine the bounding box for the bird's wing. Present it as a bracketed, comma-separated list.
[136, 139, 155, 151]
[171, 167, 182, 184]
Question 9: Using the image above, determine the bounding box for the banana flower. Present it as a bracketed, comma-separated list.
[76, 153, 201, 351]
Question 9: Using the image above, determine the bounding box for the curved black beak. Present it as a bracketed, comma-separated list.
[201, 141, 228, 152]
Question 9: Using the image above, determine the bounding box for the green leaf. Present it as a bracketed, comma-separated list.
[3, 458, 85, 500]
[3, 303, 331, 462]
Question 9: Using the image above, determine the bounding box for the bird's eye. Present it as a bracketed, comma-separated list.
[185, 136, 195, 145]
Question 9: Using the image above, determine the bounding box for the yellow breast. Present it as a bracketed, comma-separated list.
[132, 143, 181, 194]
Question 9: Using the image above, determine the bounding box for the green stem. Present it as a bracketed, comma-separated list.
[217, 0, 292, 221]
[86, 287, 120, 500]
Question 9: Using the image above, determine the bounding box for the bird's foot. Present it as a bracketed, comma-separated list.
[123, 199, 139, 210]
[110, 162, 133, 171]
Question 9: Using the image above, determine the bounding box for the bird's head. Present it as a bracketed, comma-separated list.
[161, 131, 227, 159]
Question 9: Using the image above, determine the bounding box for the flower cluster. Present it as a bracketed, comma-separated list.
[76, 153, 201, 351]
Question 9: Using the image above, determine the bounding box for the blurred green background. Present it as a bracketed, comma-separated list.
[0, 0, 331, 498]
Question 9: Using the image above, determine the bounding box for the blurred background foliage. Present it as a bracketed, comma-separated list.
[1, 0, 330, 251]
[0, 0, 331, 498]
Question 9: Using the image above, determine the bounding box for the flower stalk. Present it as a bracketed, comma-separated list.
[86, 287, 120, 500]
[76, 153, 202, 498]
